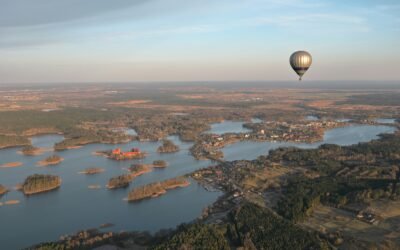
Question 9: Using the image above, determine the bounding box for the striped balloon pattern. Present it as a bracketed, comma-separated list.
[290, 51, 312, 81]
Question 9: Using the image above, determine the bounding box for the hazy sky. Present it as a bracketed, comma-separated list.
[0, 0, 399, 83]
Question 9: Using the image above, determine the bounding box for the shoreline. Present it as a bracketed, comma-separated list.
[23, 183, 62, 195]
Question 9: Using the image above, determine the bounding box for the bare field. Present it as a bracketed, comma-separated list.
[302, 203, 400, 246]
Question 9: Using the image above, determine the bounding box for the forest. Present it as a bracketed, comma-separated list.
[153, 202, 329, 250]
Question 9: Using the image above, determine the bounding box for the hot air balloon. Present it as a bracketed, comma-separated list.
[290, 51, 312, 81]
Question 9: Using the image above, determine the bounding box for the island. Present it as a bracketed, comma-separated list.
[79, 168, 105, 175]
[128, 164, 153, 177]
[0, 162, 23, 168]
[126, 177, 190, 202]
[107, 165, 153, 189]
[107, 174, 133, 189]
[152, 160, 167, 168]
[157, 139, 179, 153]
[37, 155, 63, 166]
[21, 174, 62, 195]
[20, 145, 43, 156]
[96, 148, 146, 161]
[0, 184, 8, 197]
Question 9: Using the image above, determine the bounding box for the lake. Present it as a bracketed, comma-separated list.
[375, 118, 397, 124]
[0, 135, 219, 249]
[222, 124, 396, 161]
[0, 122, 397, 249]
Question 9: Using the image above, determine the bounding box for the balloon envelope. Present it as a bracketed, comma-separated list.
[290, 51, 312, 81]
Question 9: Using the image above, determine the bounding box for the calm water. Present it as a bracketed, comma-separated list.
[375, 118, 397, 124]
[0, 122, 397, 249]
[0, 135, 218, 250]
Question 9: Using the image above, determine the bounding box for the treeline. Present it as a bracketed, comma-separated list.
[22, 174, 61, 195]
[152, 223, 229, 250]
[54, 128, 131, 151]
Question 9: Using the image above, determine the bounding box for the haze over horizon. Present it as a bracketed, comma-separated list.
[1, 0, 399, 83]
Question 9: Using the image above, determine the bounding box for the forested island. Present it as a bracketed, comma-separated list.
[107, 165, 153, 189]
[21, 145, 42, 156]
[157, 139, 179, 153]
[37, 155, 63, 166]
[79, 168, 105, 175]
[126, 177, 189, 202]
[107, 174, 133, 189]
[21, 174, 61, 195]
[152, 160, 167, 168]
[128, 164, 153, 177]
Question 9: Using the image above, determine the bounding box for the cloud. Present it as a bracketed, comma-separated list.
[0, 0, 149, 28]
[246, 13, 369, 32]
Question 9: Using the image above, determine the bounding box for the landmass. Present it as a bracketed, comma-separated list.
[1, 83, 400, 249]
[0, 135, 30, 149]
[21, 174, 62, 195]
[157, 139, 179, 153]
[126, 177, 190, 202]
[37, 155, 63, 166]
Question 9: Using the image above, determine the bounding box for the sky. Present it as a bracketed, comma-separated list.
[0, 0, 399, 83]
